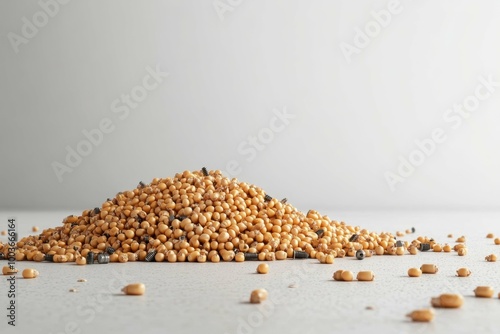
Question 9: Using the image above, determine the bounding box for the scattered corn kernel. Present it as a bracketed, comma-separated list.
[356, 271, 374, 281]
[0, 230, 6, 236]
[32, 226, 39, 232]
[486, 233, 494, 238]
[456, 268, 471, 277]
[431, 293, 463, 308]
[333, 270, 344, 281]
[69, 288, 78, 292]
[494, 238, 500, 245]
[443, 244, 451, 252]
[396, 231, 405, 237]
[433, 244, 442, 252]
[456, 236, 466, 242]
[250, 288, 268, 304]
[406, 309, 434, 322]
[257, 263, 269, 274]
[408, 268, 422, 277]
[447, 233, 453, 238]
[22, 268, 39, 279]
[275, 250, 287, 260]
[485, 254, 497, 262]
[420, 264, 438, 274]
[341, 270, 354, 281]
[2, 266, 18, 275]
[474, 286, 494, 298]
[457, 248, 467, 256]
[75, 256, 87, 265]
[77, 279, 87, 282]
[122, 283, 146, 296]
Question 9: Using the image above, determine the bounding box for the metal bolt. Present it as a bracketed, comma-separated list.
[202, 167, 209, 176]
[293, 251, 309, 259]
[86, 252, 95, 264]
[395, 240, 403, 248]
[145, 250, 157, 262]
[316, 229, 325, 237]
[105, 247, 115, 254]
[44, 254, 54, 262]
[411, 227, 416, 233]
[356, 249, 365, 260]
[418, 243, 431, 251]
[97, 253, 110, 264]
[349, 234, 359, 242]
[244, 253, 258, 261]
[264, 194, 272, 202]
[280, 198, 287, 204]
[137, 181, 146, 188]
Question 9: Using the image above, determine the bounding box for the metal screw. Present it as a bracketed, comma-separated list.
[145, 250, 157, 262]
[97, 253, 110, 264]
[243, 253, 258, 261]
[395, 240, 404, 248]
[418, 243, 431, 251]
[86, 251, 95, 264]
[105, 247, 115, 254]
[44, 254, 54, 262]
[293, 251, 309, 259]
[137, 181, 146, 188]
[356, 249, 365, 260]
[202, 167, 209, 176]
[264, 194, 272, 202]
[349, 234, 359, 242]
[411, 227, 416, 233]
[316, 229, 325, 237]
[280, 198, 287, 204]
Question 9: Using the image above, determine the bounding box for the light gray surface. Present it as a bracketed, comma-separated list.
[2, 0, 500, 211]
[1, 210, 499, 334]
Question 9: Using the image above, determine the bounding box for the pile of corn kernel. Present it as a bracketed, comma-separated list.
[0, 168, 424, 264]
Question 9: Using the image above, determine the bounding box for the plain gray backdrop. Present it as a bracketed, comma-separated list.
[1, 0, 500, 211]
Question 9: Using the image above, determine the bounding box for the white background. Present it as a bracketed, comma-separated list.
[1, 0, 500, 211]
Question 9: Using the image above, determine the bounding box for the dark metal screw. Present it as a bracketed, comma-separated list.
[280, 198, 287, 204]
[356, 250, 365, 260]
[418, 243, 431, 251]
[97, 253, 110, 264]
[264, 194, 272, 202]
[0, 253, 5, 260]
[105, 247, 115, 254]
[137, 181, 146, 188]
[316, 229, 325, 237]
[349, 234, 359, 242]
[86, 252, 95, 264]
[169, 215, 175, 223]
[92, 207, 100, 216]
[395, 240, 403, 248]
[411, 227, 416, 233]
[243, 253, 258, 261]
[145, 250, 157, 262]
[202, 167, 209, 176]
[293, 251, 309, 259]
[44, 254, 54, 262]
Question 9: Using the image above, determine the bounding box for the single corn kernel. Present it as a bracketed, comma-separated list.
[494, 238, 500, 245]
[375, 246, 384, 255]
[456, 236, 466, 242]
[486, 233, 494, 238]
[2, 266, 18, 275]
[408, 268, 422, 277]
[32, 226, 39, 232]
[485, 254, 497, 262]
[456, 268, 471, 277]
[396, 231, 405, 237]
[333, 270, 344, 281]
[433, 244, 442, 252]
[408, 245, 418, 255]
[118, 254, 128, 263]
[122, 283, 145, 296]
[22, 268, 39, 279]
[447, 233, 453, 238]
[396, 247, 405, 256]
[443, 244, 451, 252]
[357, 271, 374, 281]
[474, 286, 494, 298]
[457, 248, 467, 256]
[406, 309, 434, 322]
[249, 288, 268, 304]
[325, 254, 335, 264]
[431, 293, 463, 308]
[454, 243, 466, 251]
[275, 250, 287, 260]
[420, 264, 438, 274]
[75, 256, 87, 265]
[340, 270, 354, 281]
[235, 252, 245, 262]
[257, 263, 269, 274]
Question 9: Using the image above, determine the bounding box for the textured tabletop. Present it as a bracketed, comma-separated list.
[0, 210, 499, 334]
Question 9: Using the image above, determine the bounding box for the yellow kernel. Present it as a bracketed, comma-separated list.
[396, 231, 405, 237]
[22, 268, 39, 279]
[474, 286, 494, 298]
[265, 252, 276, 261]
[420, 264, 438, 274]
[249, 288, 268, 304]
[210, 254, 220, 263]
[333, 270, 344, 281]
[456, 267, 471, 277]
[432, 244, 442, 252]
[395, 247, 405, 256]
[257, 263, 269, 274]
[447, 233, 453, 238]
[443, 244, 451, 252]
[457, 248, 467, 256]
[32, 226, 39, 232]
[431, 293, 463, 308]
[340, 270, 354, 281]
[75, 256, 87, 265]
[325, 254, 335, 264]
[122, 283, 146, 296]
[356, 271, 374, 281]
[374, 246, 384, 255]
[485, 254, 497, 262]
[408, 268, 422, 277]
[494, 238, 500, 245]
[455, 236, 466, 242]
[486, 233, 494, 238]
[406, 309, 434, 322]
[2, 266, 18, 275]
[235, 252, 245, 262]
[408, 246, 418, 255]
[275, 250, 287, 260]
